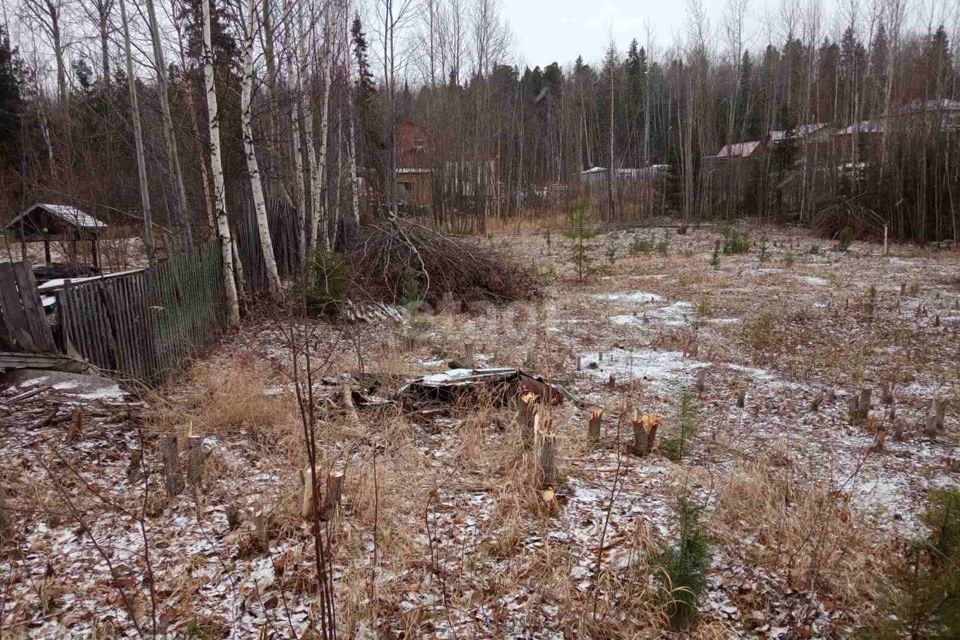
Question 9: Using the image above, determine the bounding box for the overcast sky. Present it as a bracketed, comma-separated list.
[503, 0, 692, 67]
[500, 0, 875, 68]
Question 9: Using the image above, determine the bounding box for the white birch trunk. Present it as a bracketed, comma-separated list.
[203, 0, 240, 327]
[312, 5, 334, 251]
[299, 7, 321, 251]
[283, 0, 308, 261]
[240, 0, 281, 296]
[347, 86, 361, 229]
[119, 0, 154, 263]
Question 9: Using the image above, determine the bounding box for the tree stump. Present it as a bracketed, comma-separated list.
[301, 466, 319, 520]
[517, 392, 539, 447]
[810, 394, 823, 412]
[534, 415, 557, 488]
[859, 388, 873, 420]
[322, 470, 345, 521]
[871, 425, 886, 452]
[254, 510, 269, 550]
[695, 369, 707, 395]
[632, 413, 659, 457]
[161, 435, 184, 497]
[0, 485, 12, 546]
[587, 408, 603, 445]
[225, 505, 241, 531]
[186, 436, 205, 488]
[736, 390, 746, 408]
[925, 397, 947, 436]
[880, 381, 894, 405]
[847, 388, 872, 425]
[126, 449, 143, 482]
[67, 408, 83, 444]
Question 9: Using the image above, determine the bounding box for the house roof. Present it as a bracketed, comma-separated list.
[898, 98, 960, 114]
[7, 204, 107, 232]
[770, 123, 831, 142]
[837, 120, 885, 135]
[717, 140, 764, 158]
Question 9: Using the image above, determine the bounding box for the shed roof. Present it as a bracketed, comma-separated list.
[717, 140, 765, 158]
[7, 204, 107, 233]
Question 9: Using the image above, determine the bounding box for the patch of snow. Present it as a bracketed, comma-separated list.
[798, 275, 829, 286]
[581, 348, 707, 393]
[725, 363, 806, 390]
[610, 301, 694, 328]
[52, 381, 80, 391]
[595, 291, 664, 305]
[75, 384, 127, 400]
[18, 376, 49, 388]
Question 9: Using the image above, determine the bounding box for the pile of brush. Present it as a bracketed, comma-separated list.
[342, 220, 539, 306]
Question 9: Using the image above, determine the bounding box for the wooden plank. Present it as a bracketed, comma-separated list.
[0, 351, 88, 372]
[12, 262, 56, 352]
[0, 264, 35, 352]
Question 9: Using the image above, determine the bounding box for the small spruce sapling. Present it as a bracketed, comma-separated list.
[656, 231, 672, 256]
[710, 240, 721, 269]
[652, 497, 712, 630]
[758, 237, 770, 263]
[564, 200, 598, 281]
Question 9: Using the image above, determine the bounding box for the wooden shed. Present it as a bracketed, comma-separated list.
[6, 203, 108, 267]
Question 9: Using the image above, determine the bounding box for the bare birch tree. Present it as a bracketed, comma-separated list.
[283, 0, 308, 259]
[312, 1, 334, 251]
[202, 0, 240, 326]
[238, 0, 281, 295]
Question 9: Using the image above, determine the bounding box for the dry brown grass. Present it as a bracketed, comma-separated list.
[712, 458, 884, 605]
[150, 355, 293, 435]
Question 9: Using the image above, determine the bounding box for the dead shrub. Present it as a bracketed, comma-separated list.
[344, 221, 540, 306]
[713, 461, 882, 604]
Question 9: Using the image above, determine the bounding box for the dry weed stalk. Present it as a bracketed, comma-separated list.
[713, 460, 882, 603]
[281, 317, 340, 639]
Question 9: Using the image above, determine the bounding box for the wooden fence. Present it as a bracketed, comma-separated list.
[232, 190, 302, 298]
[55, 242, 227, 383]
[0, 261, 56, 353]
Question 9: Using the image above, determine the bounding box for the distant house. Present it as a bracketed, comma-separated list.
[713, 138, 769, 160]
[393, 120, 433, 208]
[390, 119, 501, 212]
[6, 203, 107, 267]
[578, 165, 669, 185]
[894, 98, 960, 129]
[770, 123, 834, 145]
[396, 119, 430, 170]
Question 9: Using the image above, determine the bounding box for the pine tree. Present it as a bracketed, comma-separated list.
[0, 24, 21, 168]
[351, 15, 375, 103]
[738, 51, 759, 139]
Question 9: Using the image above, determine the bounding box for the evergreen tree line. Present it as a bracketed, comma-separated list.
[0, 0, 958, 249]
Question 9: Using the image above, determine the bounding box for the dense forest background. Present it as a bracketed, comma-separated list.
[0, 0, 957, 249]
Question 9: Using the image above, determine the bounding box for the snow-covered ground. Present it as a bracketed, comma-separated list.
[1, 224, 958, 638]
